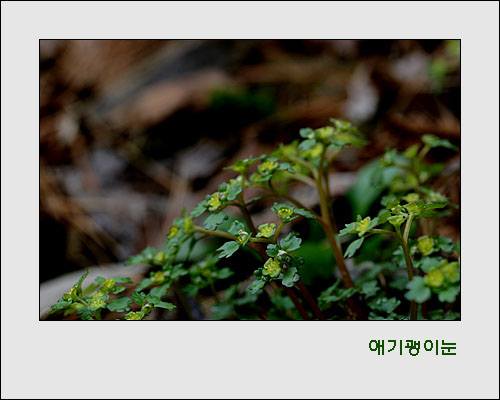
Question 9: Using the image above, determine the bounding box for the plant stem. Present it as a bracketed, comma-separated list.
[296, 280, 326, 320]
[237, 195, 257, 235]
[371, 228, 417, 320]
[315, 149, 365, 320]
[316, 151, 354, 289]
[173, 281, 195, 320]
[283, 286, 311, 320]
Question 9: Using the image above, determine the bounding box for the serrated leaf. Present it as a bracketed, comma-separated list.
[368, 296, 401, 314]
[226, 183, 243, 201]
[217, 241, 240, 258]
[76, 307, 94, 320]
[294, 208, 316, 219]
[418, 257, 442, 273]
[132, 291, 147, 306]
[299, 127, 315, 138]
[266, 244, 279, 257]
[228, 220, 246, 236]
[106, 297, 132, 312]
[49, 299, 72, 313]
[299, 139, 316, 151]
[111, 286, 126, 294]
[190, 200, 208, 217]
[281, 267, 300, 287]
[437, 236, 455, 253]
[405, 276, 431, 303]
[344, 237, 365, 258]
[361, 280, 380, 298]
[437, 285, 460, 303]
[248, 279, 266, 294]
[280, 233, 302, 252]
[339, 222, 357, 237]
[135, 278, 152, 292]
[149, 283, 170, 298]
[203, 212, 228, 230]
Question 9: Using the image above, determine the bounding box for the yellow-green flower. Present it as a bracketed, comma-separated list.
[418, 236, 435, 256]
[153, 271, 165, 284]
[278, 207, 294, 219]
[404, 193, 420, 203]
[425, 269, 445, 288]
[258, 160, 278, 175]
[257, 223, 276, 238]
[356, 217, 371, 236]
[441, 262, 459, 283]
[155, 251, 168, 264]
[125, 311, 144, 321]
[183, 216, 194, 233]
[208, 193, 222, 211]
[304, 143, 324, 159]
[169, 226, 180, 239]
[388, 214, 407, 228]
[264, 258, 281, 276]
[89, 291, 106, 309]
[102, 279, 115, 291]
[280, 143, 298, 158]
[316, 126, 334, 139]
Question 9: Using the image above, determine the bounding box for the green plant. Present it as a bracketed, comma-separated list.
[48, 119, 460, 321]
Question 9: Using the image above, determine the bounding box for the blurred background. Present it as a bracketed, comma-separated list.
[39, 39, 460, 316]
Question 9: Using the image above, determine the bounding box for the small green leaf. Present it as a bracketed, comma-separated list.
[49, 299, 72, 314]
[437, 286, 460, 303]
[437, 236, 455, 253]
[339, 222, 357, 237]
[217, 241, 240, 258]
[106, 297, 132, 313]
[266, 244, 279, 257]
[190, 200, 208, 217]
[248, 279, 266, 294]
[216, 267, 234, 280]
[418, 257, 442, 273]
[280, 233, 302, 252]
[149, 283, 170, 298]
[299, 139, 317, 151]
[152, 301, 176, 311]
[228, 220, 246, 236]
[111, 286, 126, 294]
[135, 278, 152, 292]
[368, 296, 401, 314]
[282, 267, 300, 287]
[422, 134, 458, 151]
[76, 307, 94, 320]
[132, 291, 147, 306]
[361, 280, 380, 298]
[74, 269, 90, 296]
[299, 127, 315, 138]
[344, 237, 365, 258]
[111, 276, 133, 284]
[226, 183, 243, 201]
[294, 208, 316, 219]
[405, 276, 431, 303]
[203, 212, 228, 230]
